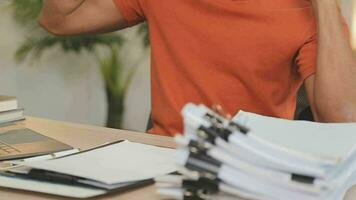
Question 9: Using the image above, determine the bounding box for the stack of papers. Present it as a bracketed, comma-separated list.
[156, 103, 356, 200]
[0, 140, 177, 198]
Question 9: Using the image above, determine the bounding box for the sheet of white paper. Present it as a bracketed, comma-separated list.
[233, 111, 356, 161]
[25, 140, 177, 185]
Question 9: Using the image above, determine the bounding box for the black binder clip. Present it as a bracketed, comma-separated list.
[183, 189, 205, 200]
[228, 121, 250, 134]
[183, 187, 219, 200]
[197, 125, 232, 143]
[188, 176, 219, 192]
[196, 126, 220, 144]
[188, 142, 222, 168]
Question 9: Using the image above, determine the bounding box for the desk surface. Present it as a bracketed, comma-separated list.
[1, 117, 356, 200]
[0, 117, 176, 200]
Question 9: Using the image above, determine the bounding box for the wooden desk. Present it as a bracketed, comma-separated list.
[1, 117, 356, 200]
[0, 117, 176, 200]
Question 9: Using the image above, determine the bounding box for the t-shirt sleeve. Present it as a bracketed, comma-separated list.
[296, 29, 317, 81]
[113, 0, 147, 26]
[296, 16, 350, 81]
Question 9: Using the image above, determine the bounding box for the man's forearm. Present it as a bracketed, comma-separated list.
[312, 0, 356, 122]
[42, 0, 85, 16]
[38, 0, 85, 31]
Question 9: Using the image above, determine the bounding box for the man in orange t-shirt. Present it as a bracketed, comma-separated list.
[39, 0, 356, 136]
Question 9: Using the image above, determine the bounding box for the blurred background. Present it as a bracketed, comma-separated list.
[0, 0, 354, 132]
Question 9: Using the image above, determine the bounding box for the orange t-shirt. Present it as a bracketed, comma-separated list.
[113, 0, 319, 136]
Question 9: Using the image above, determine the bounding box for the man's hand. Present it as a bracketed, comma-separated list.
[304, 0, 356, 122]
[38, 0, 127, 36]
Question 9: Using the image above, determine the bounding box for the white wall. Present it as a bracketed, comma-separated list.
[0, 2, 353, 132]
[341, 0, 353, 24]
[0, 6, 151, 132]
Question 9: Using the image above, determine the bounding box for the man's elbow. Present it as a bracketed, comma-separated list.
[314, 103, 356, 123]
[37, 16, 70, 36]
[339, 107, 356, 122]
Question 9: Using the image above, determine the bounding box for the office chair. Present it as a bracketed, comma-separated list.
[295, 85, 314, 121]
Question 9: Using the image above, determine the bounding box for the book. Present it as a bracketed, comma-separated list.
[0, 109, 25, 125]
[0, 96, 18, 113]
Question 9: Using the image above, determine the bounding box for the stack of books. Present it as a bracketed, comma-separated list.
[0, 96, 25, 125]
[155, 103, 356, 200]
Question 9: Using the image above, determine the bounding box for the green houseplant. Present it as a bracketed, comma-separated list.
[10, 0, 149, 129]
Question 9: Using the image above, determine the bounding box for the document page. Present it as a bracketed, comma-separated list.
[25, 141, 177, 185]
[233, 111, 356, 161]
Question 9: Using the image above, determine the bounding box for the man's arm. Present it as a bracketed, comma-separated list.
[305, 0, 356, 122]
[38, 0, 127, 35]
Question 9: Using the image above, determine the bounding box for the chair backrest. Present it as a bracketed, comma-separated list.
[296, 85, 314, 121]
[146, 114, 153, 132]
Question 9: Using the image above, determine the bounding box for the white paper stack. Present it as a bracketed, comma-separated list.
[156, 103, 356, 200]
